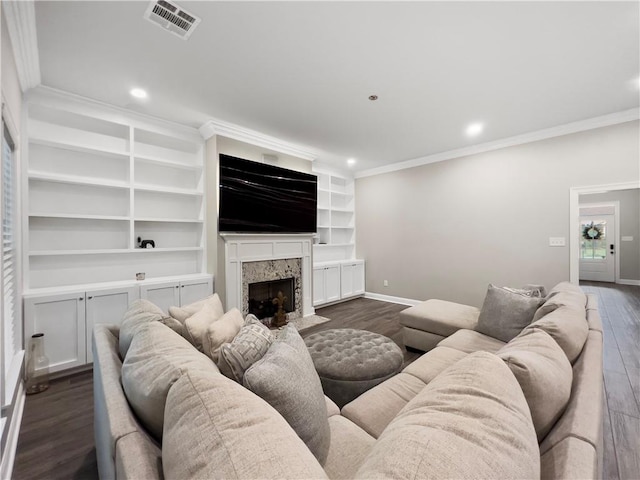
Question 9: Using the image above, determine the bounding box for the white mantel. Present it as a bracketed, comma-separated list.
[221, 234, 315, 317]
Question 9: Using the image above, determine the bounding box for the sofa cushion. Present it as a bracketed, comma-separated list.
[341, 372, 426, 439]
[201, 308, 244, 363]
[354, 351, 539, 480]
[524, 305, 589, 364]
[217, 315, 274, 383]
[324, 415, 375, 480]
[540, 436, 598, 480]
[398, 299, 480, 336]
[402, 345, 468, 384]
[118, 299, 165, 358]
[163, 369, 328, 480]
[497, 329, 573, 441]
[437, 328, 506, 354]
[184, 300, 226, 351]
[533, 289, 587, 322]
[475, 284, 543, 342]
[243, 324, 330, 464]
[121, 322, 218, 440]
[168, 293, 224, 324]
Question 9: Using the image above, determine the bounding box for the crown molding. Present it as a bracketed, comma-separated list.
[3, 0, 41, 92]
[355, 108, 640, 179]
[199, 118, 318, 161]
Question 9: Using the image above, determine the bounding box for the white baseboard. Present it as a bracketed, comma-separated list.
[618, 279, 640, 286]
[364, 292, 422, 306]
[0, 381, 25, 480]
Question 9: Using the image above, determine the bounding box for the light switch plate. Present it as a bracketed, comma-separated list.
[549, 237, 566, 247]
[622, 236, 634, 242]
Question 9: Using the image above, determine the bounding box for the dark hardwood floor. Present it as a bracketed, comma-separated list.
[11, 288, 640, 479]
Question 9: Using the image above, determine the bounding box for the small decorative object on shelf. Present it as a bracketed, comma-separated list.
[136, 272, 146, 281]
[25, 333, 50, 395]
[137, 236, 156, 249]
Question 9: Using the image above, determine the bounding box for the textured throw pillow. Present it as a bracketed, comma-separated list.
[475, 284, 544, 342]
[201, 308, 244, 362]
[217, 315, 274, 383]
[524, 305, 588, 364]
[354, 351, 539, 479]
[522, 284, 547, 297]
[169, 293, 224, 324]
[162, 370, 329, 480]
[118, 299, 165, 358]
[121, 321, 219, 440]
[243, 324, 330, 464]
[184, 302, 226, 351]
[497, 329, 573, 441]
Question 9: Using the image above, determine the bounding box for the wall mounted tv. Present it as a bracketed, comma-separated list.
[218, 154, 317, 234]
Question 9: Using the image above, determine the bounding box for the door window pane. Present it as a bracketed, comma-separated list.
[581, 220, 607, 259]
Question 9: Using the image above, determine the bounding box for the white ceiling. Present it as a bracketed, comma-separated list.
[34, 1, 639, 172]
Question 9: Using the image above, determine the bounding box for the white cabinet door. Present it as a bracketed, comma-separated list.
[353, 261, 365, 295]
[140, 282, 180, 314]
[24, 293, 86, 374]
[325, 265, 341, 303]
[313, 267, 326, 306]
[85, 286, 139, 363]
[180, 278, 213, 306]
[341, 263, 355, 298]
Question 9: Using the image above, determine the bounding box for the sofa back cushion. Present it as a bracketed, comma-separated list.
[243, 324, 330, 464]
[533, 289, 587, 322]
[475, 284, 544, 342]
[354, 351, 539, 480]
[524, 305, 588, 364]
[163, 369, 328, 480]
[121, 322, 219, 440]
[497, 329, 572, 441]
[118, 299, 166, 358]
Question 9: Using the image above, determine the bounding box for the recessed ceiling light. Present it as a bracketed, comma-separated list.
[347, 158, 357, 166]
[465, 122, 484, 137]
[368, 95, 378, 101]
[130, 88, 148, 99]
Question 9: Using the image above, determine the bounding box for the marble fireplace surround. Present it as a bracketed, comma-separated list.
[243, 259, 302, 318]
[221, 234, 315, 318]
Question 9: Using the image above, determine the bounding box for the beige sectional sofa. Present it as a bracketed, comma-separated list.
[93, 281, 603, 479]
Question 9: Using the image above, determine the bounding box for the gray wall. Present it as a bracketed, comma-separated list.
[206, 136, 312, 308]
[580, 189, 640, 281]
[355, 121, 640, 307]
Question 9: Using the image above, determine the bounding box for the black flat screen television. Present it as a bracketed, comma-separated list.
[218, 154, 317, 233]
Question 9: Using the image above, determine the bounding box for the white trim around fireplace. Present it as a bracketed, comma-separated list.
[221, 234, 315, 317]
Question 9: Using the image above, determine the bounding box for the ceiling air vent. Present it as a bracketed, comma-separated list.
[144, 0, 201, 40]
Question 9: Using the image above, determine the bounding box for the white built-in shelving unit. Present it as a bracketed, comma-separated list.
[312, 168, 364, 306]
[22, 88, 213, 373]
[24, 90, 207, 291]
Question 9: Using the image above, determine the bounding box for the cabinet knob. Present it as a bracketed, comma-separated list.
[175, 285, 179, 289]
[79, 297, 84, 301]
[181, 285, 185, 288]
[88, 296, 93, 300]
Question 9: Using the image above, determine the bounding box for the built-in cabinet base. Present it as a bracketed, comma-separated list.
[313, 260, 365, 307]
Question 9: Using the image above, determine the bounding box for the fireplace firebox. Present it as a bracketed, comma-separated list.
[248, 277, 295, 322]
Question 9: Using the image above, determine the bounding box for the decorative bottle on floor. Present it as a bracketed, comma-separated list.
[25, 333, 50, 394]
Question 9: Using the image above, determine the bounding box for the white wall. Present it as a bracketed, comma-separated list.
[355, 121, 640, 307]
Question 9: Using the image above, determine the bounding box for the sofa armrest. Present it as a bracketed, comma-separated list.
[115, 432, 163, 480]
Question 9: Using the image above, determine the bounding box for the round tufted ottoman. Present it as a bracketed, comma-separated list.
[304, 328, 404, 408]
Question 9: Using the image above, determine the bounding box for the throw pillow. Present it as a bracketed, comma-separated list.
[121, 321, 219, 440]
[475, 284, 544, 343]
[243, 324, 330, 464]
[354, 351, 539, 479]
[217, 315, 274, 383]
[184, 302, 225, 351]
[118, 299, 165, 359]
[159, 315, 188, 338]
[201, 308, 244, 362]
[497, 329, 573, 441]
[522, 284, 547, 297]
[162, 369, 329, 480]
[169, 293, 224, 324]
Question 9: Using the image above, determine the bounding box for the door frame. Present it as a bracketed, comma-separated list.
[578, 202, 619, 283]
[569, 181, 640, 284]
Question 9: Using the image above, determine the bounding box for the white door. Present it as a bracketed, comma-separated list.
[140, 282, 180, 314]
[341, 263, 355, 298]
[85, 287, 139, 363]
[180, 278, 213, 306]
[579, 214, 615, 282]
[24, 293, 86, 373]
[325, 265, 341, 303]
